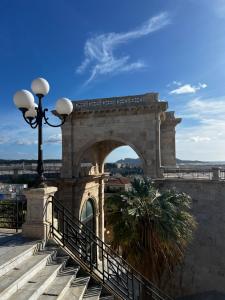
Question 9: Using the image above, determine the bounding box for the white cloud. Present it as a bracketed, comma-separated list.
[176, 96, 225, 161]
[186, 97, 225, 118]
[167, 80, 182, 87]
[45, 134, 62, 144]
[77, 12, 170, 85]
[16, 139, 37, 145]
[0, 137, 9, 144]
[189, 136, 211, 143]
[212, 0, 225, 18]
[199, 83, 207, 89]
[169, 83, 207, 95]
[173, 80, 182, 86]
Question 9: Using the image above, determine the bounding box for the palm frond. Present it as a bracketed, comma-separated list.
[105, 176, 197, 287]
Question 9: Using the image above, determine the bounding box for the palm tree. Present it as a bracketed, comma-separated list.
[105, 177, 196, 288]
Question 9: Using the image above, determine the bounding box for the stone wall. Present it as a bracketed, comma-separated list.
[155, 179, 225, 297]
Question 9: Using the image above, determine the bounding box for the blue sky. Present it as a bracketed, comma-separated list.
[1, 0, 225, 162]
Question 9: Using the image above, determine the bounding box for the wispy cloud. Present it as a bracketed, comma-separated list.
[0, 137, 9, 144]
[172, 80, 182, 86]
[77, 12, 170, 85]
[45, 134, 62, 144]
[189, 136, 211, 143]
[211, 0, 225, 18]
[167, 80, 182, 87]
[176, 96, 225, 160]
[169, 83, 207, 95]
[186, 97, 225, 119]
[15, 139, 37, 145]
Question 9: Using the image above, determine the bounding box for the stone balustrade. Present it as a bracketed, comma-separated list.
[73, 93, 161, 112]
[161, 166, 225, 180]
[0, 163, 62, 175]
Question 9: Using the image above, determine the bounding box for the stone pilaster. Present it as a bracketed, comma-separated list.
[160, 111, 181, 166]
[22, 186, 57, 240]
[212, 167, 221, 180]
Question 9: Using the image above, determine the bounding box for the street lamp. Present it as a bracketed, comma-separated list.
[13, 77, 73, 186]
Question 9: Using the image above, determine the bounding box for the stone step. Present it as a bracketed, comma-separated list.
[38, 265, 80, 300]
[62, 276, 90, 300]
[9, 256, 66, 300]
[83, 285, 102, 300]
[0, 251, 54, 300]
[0, 238, 40, 277]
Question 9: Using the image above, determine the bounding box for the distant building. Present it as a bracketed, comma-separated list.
[115, 163, 122, 168]
[105, 176, 132, 192]
[0, 183, 27, 201]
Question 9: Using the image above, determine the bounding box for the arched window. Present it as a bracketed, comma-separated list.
[80, 198, 95, 232]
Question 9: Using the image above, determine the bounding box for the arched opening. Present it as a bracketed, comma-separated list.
[76, 139, 145, 178]
[80, 198, 95, 233]
[75, 141, 144, 244]
[104, 145, 143, 243]
[80, 198, 97, 263]
[105, 145, 143, 178]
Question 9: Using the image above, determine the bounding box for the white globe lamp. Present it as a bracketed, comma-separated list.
[55, 98, 73, 115]
[31, 78, 50, 96]
[25, 108, 37, 119]
[13, 90, 35, 111]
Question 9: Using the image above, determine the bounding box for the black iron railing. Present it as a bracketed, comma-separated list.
[50, 196, 172, 300]
[0, 198, 27, 231]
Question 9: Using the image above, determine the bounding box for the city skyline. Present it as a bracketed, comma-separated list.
[1, 0, 225, 161]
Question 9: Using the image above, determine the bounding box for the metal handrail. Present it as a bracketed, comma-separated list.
[50, 196, 173, 300]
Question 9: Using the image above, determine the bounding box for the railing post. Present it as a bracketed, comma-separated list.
[16, 200, 19, 233]
[51, 197, 54, 236]
[62, 206, 65, 246]
[102, 241, 105, 283]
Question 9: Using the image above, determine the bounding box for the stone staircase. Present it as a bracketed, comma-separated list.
[0, 195, 173, 300]
[0, 234, 113, 300]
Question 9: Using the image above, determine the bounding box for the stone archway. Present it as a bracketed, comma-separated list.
[75, 138, 146, 177]
[58, 92, 181, 241]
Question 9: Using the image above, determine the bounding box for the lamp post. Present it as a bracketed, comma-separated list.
[13, 77, 73, 187]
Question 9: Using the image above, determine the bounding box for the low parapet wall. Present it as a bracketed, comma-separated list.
[155, 178, 225, 297]
[161, 166, 225, 180]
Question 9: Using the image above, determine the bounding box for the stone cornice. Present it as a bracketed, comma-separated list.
[71, 93, 168, 117]
[161, 111, 182, 127]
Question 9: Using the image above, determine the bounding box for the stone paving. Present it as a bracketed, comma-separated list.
[0, 228, 21, 236]
[0, 229, 38, 268]
[0, 229, 23, 247]
[0, 229, 22, 247]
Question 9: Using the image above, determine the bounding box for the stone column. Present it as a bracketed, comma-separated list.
[212, 167, 221, 180]
[160, 112, 182, 167]
[22, 186, 58, 240]
[155, 112, 163, 178]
